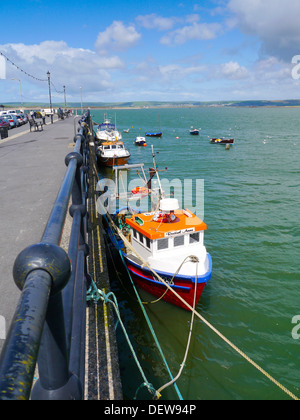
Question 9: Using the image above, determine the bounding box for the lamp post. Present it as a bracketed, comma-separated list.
[63, 85, 67, 110]
[47, 71, 53, 123]
[11, 78, 23, 108]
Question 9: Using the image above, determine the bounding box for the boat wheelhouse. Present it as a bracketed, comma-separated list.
[96, 141, 131, 167]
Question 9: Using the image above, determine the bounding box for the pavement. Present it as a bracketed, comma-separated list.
[0, 115, 81, 353]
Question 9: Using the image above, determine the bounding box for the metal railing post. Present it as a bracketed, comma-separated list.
[0, 111, 92, 400]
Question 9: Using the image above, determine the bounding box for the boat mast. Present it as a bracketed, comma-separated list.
[151, 145, 164, 199]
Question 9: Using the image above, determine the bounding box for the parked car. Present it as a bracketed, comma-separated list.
[20, 113, 28, 123]
[3, 114, 20, 128]
[0, 118, 10, 129]
[2, 115, 16, 129]
[15, 114, 27, 125]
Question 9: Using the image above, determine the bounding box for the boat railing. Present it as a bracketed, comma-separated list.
[0, 111, 92, 400]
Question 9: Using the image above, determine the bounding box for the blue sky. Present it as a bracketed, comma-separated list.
[1, 0, 300, 104]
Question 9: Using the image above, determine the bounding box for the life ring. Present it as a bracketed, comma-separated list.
[153, 213, 168, 223]
[131, 186, 148, 195]
[153, 212, 178, 224]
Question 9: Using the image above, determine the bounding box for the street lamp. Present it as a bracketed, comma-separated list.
[63, 85, 67, 109]
[47, 71, 53, 123]
[11, 78, 23, 108]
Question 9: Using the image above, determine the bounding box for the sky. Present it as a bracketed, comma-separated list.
[1, 0, 300, 104]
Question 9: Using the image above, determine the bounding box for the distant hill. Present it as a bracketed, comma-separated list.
[2, 99, 300, 109]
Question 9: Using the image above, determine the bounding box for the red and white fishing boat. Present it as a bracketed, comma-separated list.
[108, 148, 212, 311]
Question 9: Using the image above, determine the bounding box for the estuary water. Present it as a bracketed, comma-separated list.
[92, 106, 300, 400]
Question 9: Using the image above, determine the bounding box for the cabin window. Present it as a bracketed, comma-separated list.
[133, 229, 151, 250]
[112, 145, 117, 149]
[157, 238, 169, 251]
[145, 237, 151, 249]
[189, 232, 200, 244]
[104, 146, 110, 150]
[174, 235, 184, 247]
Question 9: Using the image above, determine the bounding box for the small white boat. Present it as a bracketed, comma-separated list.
[190, 127, 200, 135]
[95, 115, 122, 142]
[134, 136, 147, 146]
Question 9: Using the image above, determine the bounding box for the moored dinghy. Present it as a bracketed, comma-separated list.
[210, 138, 234, 144]
[190, 127, 200, 135]
[134, 136, 147, 146]
[145, 115, 162, 138]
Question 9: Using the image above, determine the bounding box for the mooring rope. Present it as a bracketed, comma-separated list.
[116, 223, 299, 401]
[87, 280, 159, 399]
[89, 139, 299, 401]
[113, 220, 299, 401]
[155, 257, 199, 398]
[107, 221, 184, 400]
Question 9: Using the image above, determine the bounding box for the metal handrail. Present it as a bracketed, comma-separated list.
[0, 111, 92, 400]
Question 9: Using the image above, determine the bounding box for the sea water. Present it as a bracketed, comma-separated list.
[92, 106, 300, 400]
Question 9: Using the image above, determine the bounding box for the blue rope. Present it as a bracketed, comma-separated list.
[102, 213, 184, 400]
[87, 278, 159, 399]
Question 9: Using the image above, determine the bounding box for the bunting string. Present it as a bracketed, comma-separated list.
[0, 51, 48, 82]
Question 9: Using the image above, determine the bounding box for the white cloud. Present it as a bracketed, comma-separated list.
[218, 61, 249, 80]
[228, 0, 300, 61]
[136, 14, 178, 31]
[95, 21, 141, 54]
[0, 41, 125, 98]
[158, 63, 206, 80]
[160, 22, 222, 46]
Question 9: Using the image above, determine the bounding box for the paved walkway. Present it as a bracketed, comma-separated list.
[0, 115, 80, 352]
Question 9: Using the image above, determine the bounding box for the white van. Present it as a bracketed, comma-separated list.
[42, 108, 54, 116]
[7, 109, 24, 115]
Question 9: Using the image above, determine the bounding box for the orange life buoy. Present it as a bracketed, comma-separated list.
[131, 187, 148, 195]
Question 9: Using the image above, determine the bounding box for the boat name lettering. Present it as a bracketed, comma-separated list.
[165, 228, 195, 237]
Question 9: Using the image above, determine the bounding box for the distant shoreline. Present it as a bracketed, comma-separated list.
[2, 100, 300, 111]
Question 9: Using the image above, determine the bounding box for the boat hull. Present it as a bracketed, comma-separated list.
[210, 138, 234, 144]
[145, 132, 162, 138]
[97, 155, 130, 167]
[123, 253, 212, 311]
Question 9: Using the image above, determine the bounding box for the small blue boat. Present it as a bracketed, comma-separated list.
[145, 115, 162, 137]
[135, 136, 147, 146]
[190, 127, 200, 135]
[145, 131, 162, 138]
